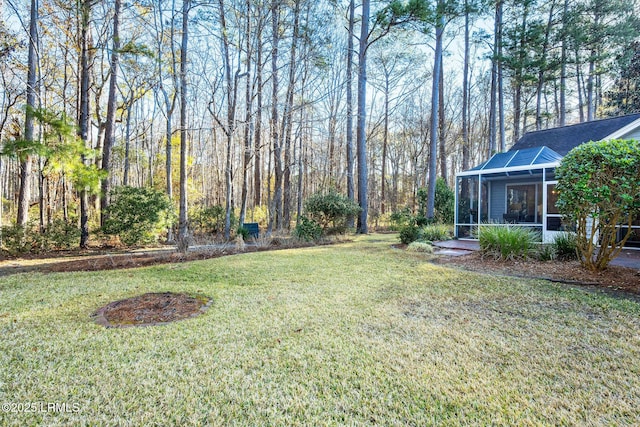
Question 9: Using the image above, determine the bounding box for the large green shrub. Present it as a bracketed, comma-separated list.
[416, 178, 455, 224]
[304, 189, 361, 234]
[556, 139, 640, 271]
[293, 216, 323, 242]
[190, 205, 235, 235]
[389, 207, 413, 231]
[1, 223, 43, 255]
[102, 186, 174, 246]
[479, 226, 540, 260]
[399, 223, 421, 244]
[434, 177, 455, 224]
[1, 219, 80, 255]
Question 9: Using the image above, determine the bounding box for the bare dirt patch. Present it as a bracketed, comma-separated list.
[93, 292, 212, 327]
[435, 251, 640, 295]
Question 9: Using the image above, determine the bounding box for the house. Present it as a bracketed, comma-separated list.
[454, 113, 640, 247]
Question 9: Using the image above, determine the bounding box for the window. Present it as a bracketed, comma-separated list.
[546, 184, 559, 214]
[506, 183, 542, 223]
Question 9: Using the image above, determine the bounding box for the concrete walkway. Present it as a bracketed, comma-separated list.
[434, 239, 640, 269]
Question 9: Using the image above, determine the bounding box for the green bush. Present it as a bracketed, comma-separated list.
[416, 178, 455, 224]
[1, 219, 80, 255]
[293, 216, 323, 242]
[434, 177, 455, 224]
[389, 207, 413, 231]
[420, 224, 453, 242]
[190, 205, 235, 235]
[236, 226, 250, 240]
[102, 186, 174, 246]
[479, 226, 540, 260]
[399, 223, 421, 245]
[43, 218, 80, 250]
[556, 139, 640, 271]
[1, 224, 37, 255]
[553, 232, 578, 261]
[303, 189, 361, 234]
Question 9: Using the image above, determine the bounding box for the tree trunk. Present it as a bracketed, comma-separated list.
[101, 0, 121, 226]
[123, 102, 132, 185]
[282, 0, 301, 230]
[239, 0, 253, 228]
[438, 51, 447, 180]
[177, 0, 190, 243]
[78, 0, 91, 249]
[488, 0, 500, 157]
[218, 0, 238, 241]
[512, 2, 527, 143]
[381, 73, 389, 215]
[356, 0, 369, 233]
[254, 20, 263, 209]
[427, 8, 444, 219]
[461, 0, 470, 197]
[497, 0, 505, 151]
[345, 0, 355, 228]
[17, 0, 39, 227]
[576, 56, 584, 122]
[587, 48, 596, 121]
[535, 2, 554, 131]
[268, 0, 283, 233]
[559, 0, 568, 126]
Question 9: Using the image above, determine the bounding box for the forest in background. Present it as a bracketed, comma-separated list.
[0, 0, 639, 247]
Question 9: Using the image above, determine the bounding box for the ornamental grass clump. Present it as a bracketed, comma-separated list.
[479, 225, 540, 260]
[553, 232, 579, 261]
[420, 224, 453, 242]
[406, 241, 434, 253]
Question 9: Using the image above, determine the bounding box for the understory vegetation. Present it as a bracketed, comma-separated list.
[2, 234, 639, 425]
[394, 179, 455, 247]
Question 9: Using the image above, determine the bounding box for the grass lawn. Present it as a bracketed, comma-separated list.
[1, 234, 640, 426]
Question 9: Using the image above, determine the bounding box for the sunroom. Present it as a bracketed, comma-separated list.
[455, 146, 569, 243]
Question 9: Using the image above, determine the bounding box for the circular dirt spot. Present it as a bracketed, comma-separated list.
[93, 292, 211, 328]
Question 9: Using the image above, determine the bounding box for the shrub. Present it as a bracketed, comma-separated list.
[416, 178, 455, 224]
[479, 226, 540, 260]
[304, 189, 361, 234]
[420, 224, 453, 242]
[190, 205, 235, 235]
[236, 225, 250, 240]
[556, 139, 640, 271]
[389, 207, 413, 231]
[1, 219, 80, 255]
[43, 218, 80, 250]
[407, 241, 434, 253]
[399, 223, 420, 245]
[1, 224, 37, 255]
[553, 232, 578, 261]
[293, 216, 323, 242]
[434, 177, 455, 224]
[102, 186, 174, 246]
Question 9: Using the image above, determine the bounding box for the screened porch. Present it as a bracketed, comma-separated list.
[455, 146, 568, 242]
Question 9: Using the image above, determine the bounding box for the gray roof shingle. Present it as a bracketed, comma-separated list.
[509, 114, 640, 155]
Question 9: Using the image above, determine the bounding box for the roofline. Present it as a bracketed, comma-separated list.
[601, 117, 640, 140]
[456, 161, 561, 177]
